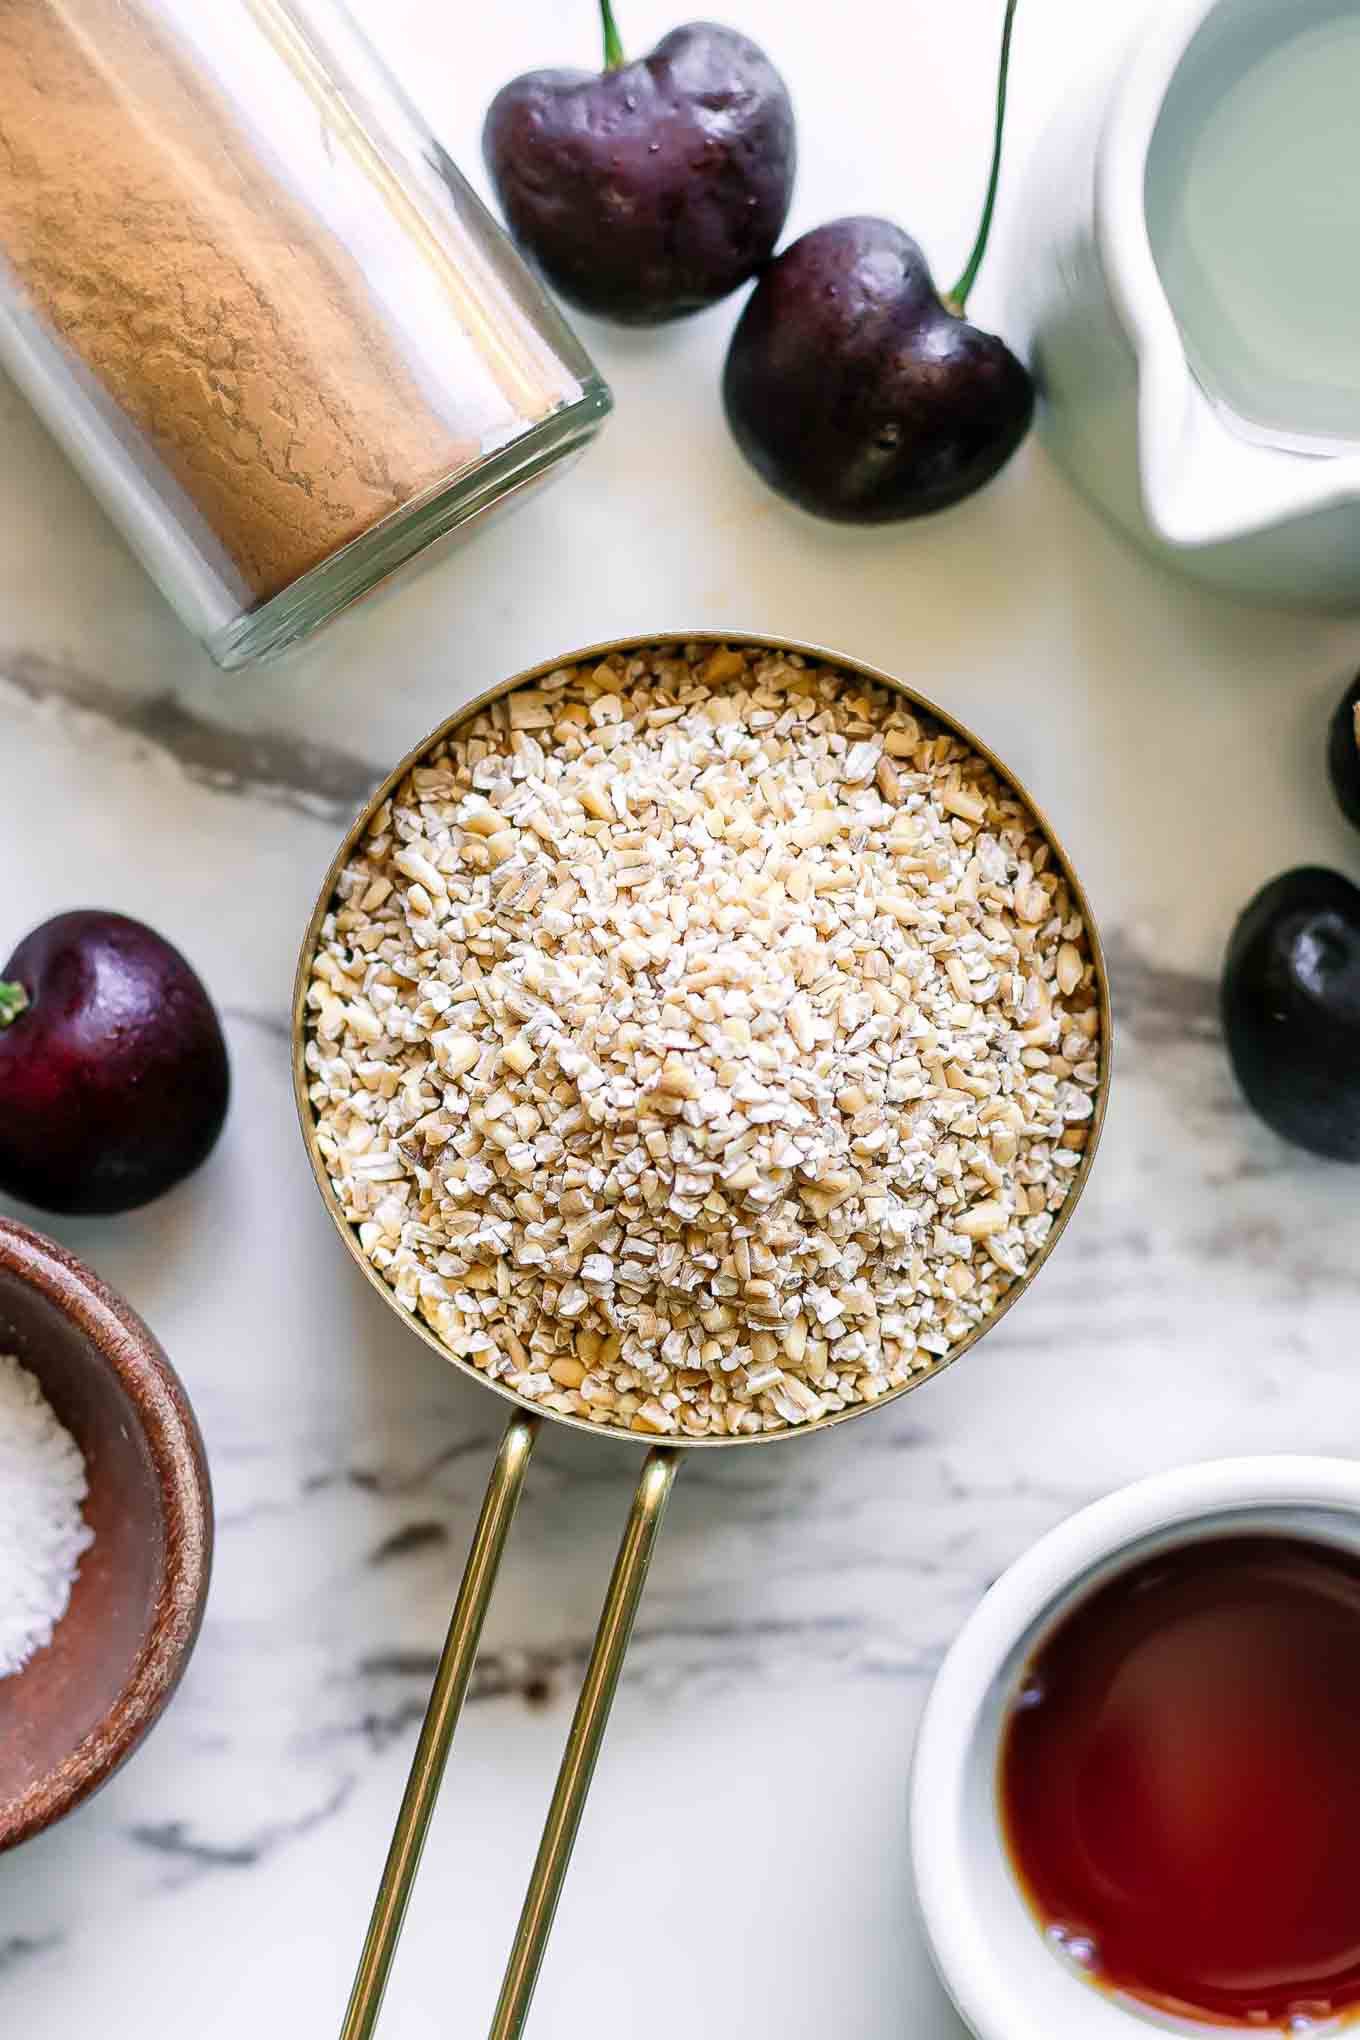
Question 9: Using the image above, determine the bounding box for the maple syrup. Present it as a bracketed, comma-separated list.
[1000, 1535, 1360, 2027]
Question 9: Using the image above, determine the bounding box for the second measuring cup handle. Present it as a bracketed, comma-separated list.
[340, 1412, 541, 2040]
[488, 1447, 682, 2040]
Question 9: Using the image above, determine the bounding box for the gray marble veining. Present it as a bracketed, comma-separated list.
[1, 655, 383, 822]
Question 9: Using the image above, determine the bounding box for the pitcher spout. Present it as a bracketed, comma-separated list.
[1136, 365, 1360, 551]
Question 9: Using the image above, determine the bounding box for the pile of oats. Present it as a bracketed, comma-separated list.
[304, 644, 1101, 1439]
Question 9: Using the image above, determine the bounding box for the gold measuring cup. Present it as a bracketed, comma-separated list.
[292, 634, 1112, 2040]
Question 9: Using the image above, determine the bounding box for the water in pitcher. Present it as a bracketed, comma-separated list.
[1146, 8, 1360, 453]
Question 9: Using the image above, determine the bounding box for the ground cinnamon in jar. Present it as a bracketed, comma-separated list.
[0, 0, 484, 603]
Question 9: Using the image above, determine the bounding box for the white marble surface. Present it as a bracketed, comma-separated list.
[2, 1, 1359, 2034]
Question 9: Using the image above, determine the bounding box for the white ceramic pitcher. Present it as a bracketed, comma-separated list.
[1014, 0, 1360, 609]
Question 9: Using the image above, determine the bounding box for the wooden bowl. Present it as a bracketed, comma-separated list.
[0, 1218, 212, 1851]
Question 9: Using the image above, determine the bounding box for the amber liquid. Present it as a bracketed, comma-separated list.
[999, 1535, 1360, 2028]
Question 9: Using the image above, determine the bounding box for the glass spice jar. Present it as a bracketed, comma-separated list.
[0, 0, 611, 669]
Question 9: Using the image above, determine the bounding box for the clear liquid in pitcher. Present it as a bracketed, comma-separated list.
[1146, 6, 1360, 454]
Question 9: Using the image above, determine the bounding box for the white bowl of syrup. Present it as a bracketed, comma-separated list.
[911, 1457, 1360, 2038]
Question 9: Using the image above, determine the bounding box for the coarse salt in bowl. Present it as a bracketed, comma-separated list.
[0, 1218, 212, 1851]
[0, 1350, 93, 1679]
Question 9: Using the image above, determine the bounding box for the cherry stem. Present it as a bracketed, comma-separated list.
[599, 0, 625, 69]
[0, 981, 29, 1028]
[946, 0, 1019, 315]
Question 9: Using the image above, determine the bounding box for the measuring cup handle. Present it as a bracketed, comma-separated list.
[340, 1412, 540, 2040]
[488, 1446, 682, 2040]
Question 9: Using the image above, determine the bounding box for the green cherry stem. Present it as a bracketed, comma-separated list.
[599, 0, 626, 70]
[945, 0, 1019, 316]
[0, 981, 29, 1027]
